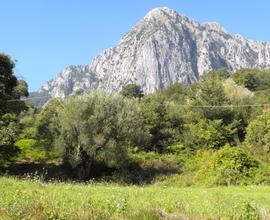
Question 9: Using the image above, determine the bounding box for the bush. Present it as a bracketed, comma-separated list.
[233, 69, 270, 91]
[0, 114, 20, 166]
[56, 92, 149, 180]
[195, 146, 260, 186]
[245, 109, 270, 162]
[182, 119, 237, 151]
[15, 139, 58, 162]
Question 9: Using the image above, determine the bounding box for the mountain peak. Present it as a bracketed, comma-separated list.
[34, 7, 270, 104]
[146, 7, 177, 16]
[144, 7, 184, 21]
[203, 22, 229, 34]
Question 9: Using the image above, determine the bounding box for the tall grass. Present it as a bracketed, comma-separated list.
[0, 177, 270, 219]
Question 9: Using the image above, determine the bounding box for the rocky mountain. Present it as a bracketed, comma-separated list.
[33, 7, 270, 103]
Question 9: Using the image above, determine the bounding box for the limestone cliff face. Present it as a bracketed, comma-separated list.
[36, 7, 270, 100]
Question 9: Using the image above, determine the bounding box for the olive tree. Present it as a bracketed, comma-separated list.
[57, 92, 148, 180]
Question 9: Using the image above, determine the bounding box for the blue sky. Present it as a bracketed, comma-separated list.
[1, 0, 270, 92]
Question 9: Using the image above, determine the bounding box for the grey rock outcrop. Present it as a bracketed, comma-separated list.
[35, 7, 270, 101]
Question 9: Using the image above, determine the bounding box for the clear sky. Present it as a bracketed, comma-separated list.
[1, 0, 270, 92]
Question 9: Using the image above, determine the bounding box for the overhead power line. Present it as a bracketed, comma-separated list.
[5, 96, 270, 108]
[176, 104, 270, 108]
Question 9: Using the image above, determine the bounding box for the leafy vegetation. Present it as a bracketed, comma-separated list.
[2, 63, 270, 185]
[245, 109, 270, 162]
[0, 54, 29, 165]
[56, 93, 148, 180]
[3, 53, 270, 218]
[120, 83, 144, 98]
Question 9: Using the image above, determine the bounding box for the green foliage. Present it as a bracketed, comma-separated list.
[233, 69, 270, 91]
[233, 69, 260, 91]
[189, 70, 233, 123]
[195, 146, 260, 186]
[3, 65, 270, 186]
[120, 84, 144, 98]
[182, 118, 237, 152]
[0, 53, 17, 113]
[14, 139, 56, 162]
[12, 80, 29, 99]
[245, 109, 270, 161]
[140, 94, 184, 152]
[156, 148, 263, 187]
[223, 78, 254, 103]
[130, 151, 183, 171]
[187, 70, 255, 145]
[57, 92, 148, 179]
[0, 53, 28, 114]
[0, 54, 29, 165]
[204, 68, 231, 80]
[18, 106, 37, 139]
[35, 98, 63, 150]
[0, 114, 20, 165]
[156, 82, 188, 103]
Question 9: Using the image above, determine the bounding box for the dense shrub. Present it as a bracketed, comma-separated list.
[15, 139, 58, 162]
[56, 92, 149, 180]
[155, 147, 265, 187]
[8, 68, 270, 185]
[0, 114, 20, 166]
[139, 94, 184, 152]
[233, 69, 270, 91]
[0, 54, 29, 166]
[182, 118, 237, 152]
[195, 146, 260, 186]
[245, 109, 270, 162]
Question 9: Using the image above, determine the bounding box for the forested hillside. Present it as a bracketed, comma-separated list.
[2, 53, 270, 187]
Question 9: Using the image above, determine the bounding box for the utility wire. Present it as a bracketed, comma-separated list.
[174, 104, 270, 108]
[5, 96, 270, 108]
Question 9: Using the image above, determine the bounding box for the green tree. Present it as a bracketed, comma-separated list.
[233, 69, 260, 91]
[184, 71, 250, 150]
[0, 114, 20, 165]
[158, 82, 188, 103]
[195, 146, 259, 186]
[120, 84, 144, 98]
[189, 70, 234, 123]
[0, 54, 17, 114]
[0, 54, 28, 114]
[223, 78, 255, 141]
[245, 109, 270, 161]
[0, 53, 29, 164]
[56, 92, 148, 180]
[35, 98, 63, 150]
[18, 106, 37, 139]
[13, 80, 29, 99]
[140, 93, 184, 152]
[182, 118, 237, 153]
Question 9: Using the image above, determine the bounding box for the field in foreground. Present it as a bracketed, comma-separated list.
[1, 177, 270, 220]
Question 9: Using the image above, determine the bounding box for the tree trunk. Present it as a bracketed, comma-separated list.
[76, 150, 93, 180]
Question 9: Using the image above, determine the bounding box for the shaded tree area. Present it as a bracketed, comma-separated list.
[0, 54, 29, 165]
[120, 84, 144, 98]
[4, 67, 270, 185]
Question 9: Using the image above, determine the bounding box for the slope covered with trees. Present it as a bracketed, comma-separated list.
[2, 56, 270, 186]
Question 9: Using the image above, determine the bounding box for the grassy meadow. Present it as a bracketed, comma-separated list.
[0, 177, 270, 219]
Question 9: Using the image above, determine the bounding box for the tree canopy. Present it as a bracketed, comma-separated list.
[0, 54, 29, 164]
[120, 84, 144, 98]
